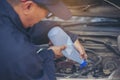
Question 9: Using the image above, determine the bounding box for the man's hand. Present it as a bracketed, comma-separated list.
[74, 39, 88, 60]
[48, 45, 66, 58]
[80, 53, 88, 60]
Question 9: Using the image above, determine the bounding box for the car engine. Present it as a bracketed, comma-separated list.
[53, 16, 120, 79]
[43, 0, 120, 79]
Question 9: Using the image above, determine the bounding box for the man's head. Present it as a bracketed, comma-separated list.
[7, 0, 72, 28]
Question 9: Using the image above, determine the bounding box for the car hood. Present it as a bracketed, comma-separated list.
[62, 0, 120, 18]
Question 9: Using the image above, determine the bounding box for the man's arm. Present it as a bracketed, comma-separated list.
[27, 21, 58, 45]
[0, 23, 59, 80]
[28, 21, 87, 59]
[27, 21, 78, 45]
[74, 39, 88, 59]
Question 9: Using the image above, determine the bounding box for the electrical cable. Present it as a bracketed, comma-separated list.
[83, 39, 120, 57]
[104, 0, 120, 10]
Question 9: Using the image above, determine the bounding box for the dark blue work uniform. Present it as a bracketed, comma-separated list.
[0, 0, 77, 80]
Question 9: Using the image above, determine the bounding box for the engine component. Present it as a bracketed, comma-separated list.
[80, 49, 102, 76]
[55, 48, 103, 78]
[56, 61, 77, 74]
[108, 67, 120, 79]
[117, 35, 120, 51]
[102, 57, 119, 75]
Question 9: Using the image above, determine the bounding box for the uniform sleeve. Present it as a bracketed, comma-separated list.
[0, 24, 55, 80]
[27, 21, 58, 45]
[28, 21, 78, 45]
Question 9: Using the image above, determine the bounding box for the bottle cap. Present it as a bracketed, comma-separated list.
[80, 60, 87, 69]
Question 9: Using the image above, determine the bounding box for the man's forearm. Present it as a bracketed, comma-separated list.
[74, 39, 87, 59]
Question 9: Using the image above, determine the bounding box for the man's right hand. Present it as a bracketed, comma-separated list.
[48, 45, 66, 58]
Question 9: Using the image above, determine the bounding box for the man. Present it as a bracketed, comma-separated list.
[0, 0, 87, 80]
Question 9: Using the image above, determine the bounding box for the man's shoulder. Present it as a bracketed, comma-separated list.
[0, 18, 17, 37]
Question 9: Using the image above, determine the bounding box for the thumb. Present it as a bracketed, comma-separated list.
[60, 45, 66, 50]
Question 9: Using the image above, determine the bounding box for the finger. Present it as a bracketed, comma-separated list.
[82, 54, 87, 60]
[55, 55, 63, 59]
[55, 52, 63, 57]
[48, 41, 53, 46]
[80, 53, 87, 59]
[85, 54, 88, 59]
[60, 45, 66, 50]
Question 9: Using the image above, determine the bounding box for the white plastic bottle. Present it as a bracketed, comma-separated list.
[48, 27, 87, 68]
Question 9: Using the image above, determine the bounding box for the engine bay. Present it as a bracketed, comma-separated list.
[43, 0, 120, 79]
[55, 46, 120, 79]
[52, 16, 120, 79]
